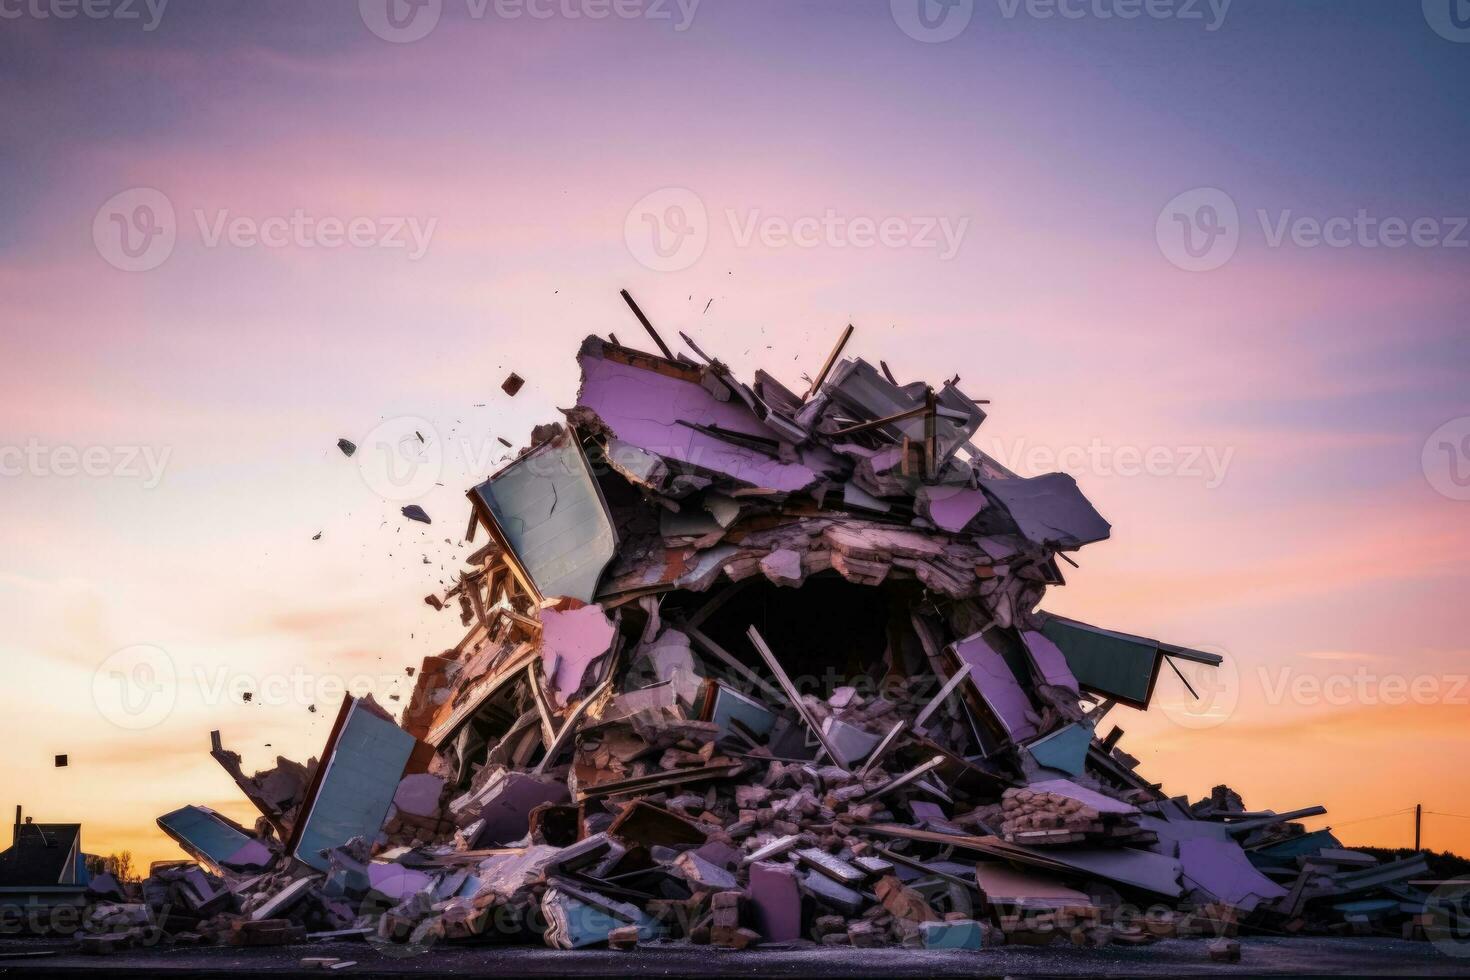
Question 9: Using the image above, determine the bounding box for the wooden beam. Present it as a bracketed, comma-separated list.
[803, 323, 854, 401]
[746, 625, 847, 768]
[829, 403, 930, 438]
[620, 289, 675, 360]
[684, 625, 785, 705]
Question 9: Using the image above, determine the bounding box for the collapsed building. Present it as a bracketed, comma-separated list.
[86, 306, 1442, 956]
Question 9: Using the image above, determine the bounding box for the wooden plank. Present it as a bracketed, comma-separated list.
[685, 624, 786, 705]
[746, 625, 846, 767]
[620, 289, 676, 361]
[803, 323, 854, 401]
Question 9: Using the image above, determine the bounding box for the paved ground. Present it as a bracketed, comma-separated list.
[3, 936, 1470, 978]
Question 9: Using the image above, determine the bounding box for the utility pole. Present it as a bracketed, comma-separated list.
[1415, 803, 1422, 851]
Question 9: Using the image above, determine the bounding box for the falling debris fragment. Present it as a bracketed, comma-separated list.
[312, 532, 322, 541]
[336, 439, 356, 457]
[104, 302, 1437, 960]
[501, 373, 525, 397]
[54, 754, 67, 768]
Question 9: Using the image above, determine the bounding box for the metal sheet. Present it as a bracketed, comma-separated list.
[1038, 614, 1221, 708]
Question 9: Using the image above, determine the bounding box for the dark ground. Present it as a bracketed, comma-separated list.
[3, 937, 1470, 978]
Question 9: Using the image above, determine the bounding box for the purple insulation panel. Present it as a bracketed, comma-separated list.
[577, 344, 820, 492]
[950, 631, 1038, 742]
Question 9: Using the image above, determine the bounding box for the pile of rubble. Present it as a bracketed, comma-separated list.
[90, 302, 1442, 956]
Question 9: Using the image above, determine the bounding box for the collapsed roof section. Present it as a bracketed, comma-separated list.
[459, 318, 1160, 710]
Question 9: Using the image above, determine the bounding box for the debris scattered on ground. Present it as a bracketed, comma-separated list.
[502, 373, 525, 397]
[70, 299, 1448, 957]
[337, 439, 356, 458]
[402, 505, 432, 525]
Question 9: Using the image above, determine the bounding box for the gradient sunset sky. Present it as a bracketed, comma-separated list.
[2, 0, 1468, 867]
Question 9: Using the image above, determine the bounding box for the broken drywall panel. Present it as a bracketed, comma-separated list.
[470, 772, 570, 848]
[1024, 723, 1091, 777]
[577, 336, 822, 493]
[974, 862, 1093, 909]
[948, 630, 1039, 742]
[288, 696, 418, 873]
[978, 472, 1110, 550]
[704, 682, 777, 740]
[748, 861, 801, 942]
[916, 485, 989, 534]
[156, 805, 259, 875]
[1177, 837, 1288, 912]
[539, 603, 616, 708]
[1019, 629, 1079, 693]
[469, 429, 618, 604]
